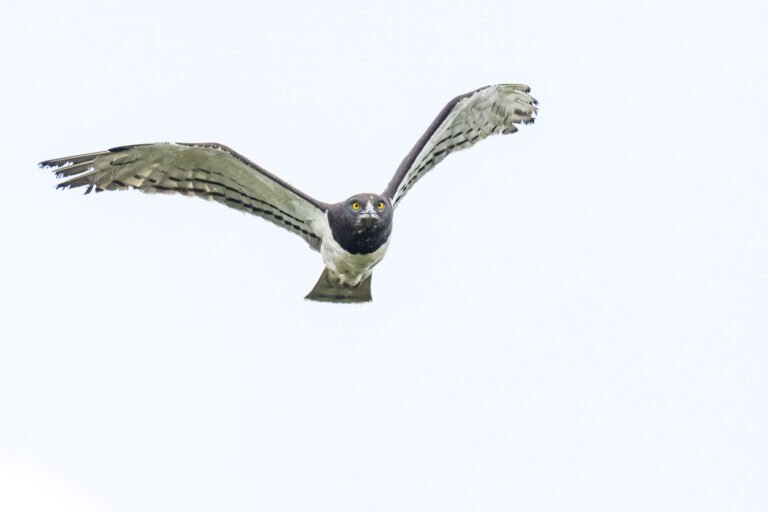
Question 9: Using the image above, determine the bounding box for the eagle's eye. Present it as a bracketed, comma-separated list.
[351, 202, 361, 211]
[377, 201, 385, 210]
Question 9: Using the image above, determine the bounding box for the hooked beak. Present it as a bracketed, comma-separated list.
[357, 212, 381, 222]
[357, 201, 381, 223]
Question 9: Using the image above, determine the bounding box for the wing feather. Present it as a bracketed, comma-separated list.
[383, 84, 537, 207]
[40, 142, 328, 250]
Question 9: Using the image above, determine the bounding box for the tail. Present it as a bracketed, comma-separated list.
[305, 268, 373, 303]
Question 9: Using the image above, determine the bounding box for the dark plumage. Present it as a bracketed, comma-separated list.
[327, 194, 393, 255]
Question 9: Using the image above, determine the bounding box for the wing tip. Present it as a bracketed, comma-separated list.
[52, 181, 89, 194]
[38, 158, 69, 170]
[39, 143, 162, 173]
[511, 83, 531, 94]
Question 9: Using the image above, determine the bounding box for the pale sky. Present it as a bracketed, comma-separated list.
[1, 1, 766, 511]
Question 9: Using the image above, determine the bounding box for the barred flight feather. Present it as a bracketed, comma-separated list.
[40, 143, 328, 250]
[384, 83, 537, 206]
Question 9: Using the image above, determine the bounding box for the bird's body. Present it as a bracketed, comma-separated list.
[41, 84, 537, 302]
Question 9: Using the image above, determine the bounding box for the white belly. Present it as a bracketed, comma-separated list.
[318, 215, 389, 286]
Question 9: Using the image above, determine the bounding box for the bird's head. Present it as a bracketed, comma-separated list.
[327, 193, 393, 255]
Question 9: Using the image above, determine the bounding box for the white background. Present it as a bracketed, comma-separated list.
[1, 1, 766, 511]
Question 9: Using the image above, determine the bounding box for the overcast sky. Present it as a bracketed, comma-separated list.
[1, 1, 766, 511]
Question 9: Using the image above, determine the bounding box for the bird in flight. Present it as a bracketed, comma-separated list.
[41, 84, 537, 303]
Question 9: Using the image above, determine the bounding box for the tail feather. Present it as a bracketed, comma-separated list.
[305, 268, 372, 303]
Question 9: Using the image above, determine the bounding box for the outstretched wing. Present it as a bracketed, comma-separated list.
[383, 84, 537, 207]
[40, 142, 329, 250]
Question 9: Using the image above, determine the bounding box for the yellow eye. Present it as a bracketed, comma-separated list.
[351, 202, 360, 211]
[377, 201, 385, 210]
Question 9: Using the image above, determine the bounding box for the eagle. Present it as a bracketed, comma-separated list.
[40, 84, 537, 303]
